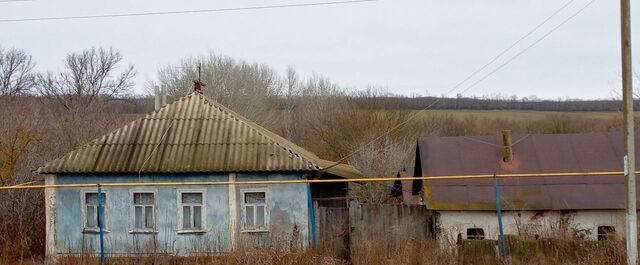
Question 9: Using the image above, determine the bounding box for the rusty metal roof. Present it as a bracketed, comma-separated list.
[417, 132, 640, 210]
[38, 92, 362, 179]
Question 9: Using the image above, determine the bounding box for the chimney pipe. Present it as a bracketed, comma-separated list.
[161, 86, 167, 107]
[502, 130, 513, 163]
[154, 86, 161, 110]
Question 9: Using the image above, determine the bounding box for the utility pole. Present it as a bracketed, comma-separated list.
[621, 0, 636, 264]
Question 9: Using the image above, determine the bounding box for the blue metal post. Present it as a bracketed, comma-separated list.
[307, 184, 317, 246]
[97, 184, 105, 265]
[493, 175, 507, 263]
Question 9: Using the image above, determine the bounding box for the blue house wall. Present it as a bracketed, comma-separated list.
[51, 172, 310, 256]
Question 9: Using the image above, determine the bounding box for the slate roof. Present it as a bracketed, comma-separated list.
[417, 132, 640, 210]
[38, 92, 362, 179]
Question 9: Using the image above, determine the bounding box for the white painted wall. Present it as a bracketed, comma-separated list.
[436, 210, 626, 245]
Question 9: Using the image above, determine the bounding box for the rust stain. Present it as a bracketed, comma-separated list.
[499, 154, 522, 173]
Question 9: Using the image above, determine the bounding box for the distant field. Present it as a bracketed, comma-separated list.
[414, 110, 624, 121]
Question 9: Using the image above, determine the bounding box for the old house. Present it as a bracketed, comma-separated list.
[38, 91, 361, 258]
[395, 131, 640, 244]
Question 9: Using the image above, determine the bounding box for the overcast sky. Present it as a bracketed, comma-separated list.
[0, 0, 638, 99]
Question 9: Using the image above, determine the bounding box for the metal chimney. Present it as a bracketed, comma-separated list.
[154, 86, 167, 110]
[154, 86, 161, 110]
[502, 130, 513, 163]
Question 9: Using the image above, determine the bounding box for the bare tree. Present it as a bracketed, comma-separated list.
[157, 53, 281, 127]
[36, 47, 135, 113]
[0, 47, 35, 96]
[284, 66, 299, 140]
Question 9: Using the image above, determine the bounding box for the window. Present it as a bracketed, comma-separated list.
[241, 190, 268, 232]
[597, 226, 616, 241]
[467, 228, 485, 240]
[83, 192, 106, 231]
[179, 191, 204, 231]
[132, 192, 155, 231]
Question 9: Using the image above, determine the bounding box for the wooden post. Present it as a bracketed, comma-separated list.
[621, 0, 636, 263]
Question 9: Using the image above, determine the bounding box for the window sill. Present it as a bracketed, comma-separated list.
[177, 229, 207, 234]
[82, 229, 111, 234]
[129, 229, 158, 234]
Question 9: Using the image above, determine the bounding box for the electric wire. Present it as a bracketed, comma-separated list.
[320, 0, 597, 172]
[0, 0, 377, 23]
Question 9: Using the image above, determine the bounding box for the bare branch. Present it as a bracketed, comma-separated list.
[158, 53, 281, 127]
[0, 47, 35, 96]
[35, 46, 136, 113]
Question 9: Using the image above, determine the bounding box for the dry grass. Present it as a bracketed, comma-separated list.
[52, 251, 344, 265]
[1, 237, 628, 265]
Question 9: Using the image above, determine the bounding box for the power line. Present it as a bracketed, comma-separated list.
[0, 0, 377, 23]
[321, 0, 597, 171]
[444, 0, 576, 99]
[454, 0, 597, 98]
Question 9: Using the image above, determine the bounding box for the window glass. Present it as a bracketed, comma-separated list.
[86, 206, 96, 227]
[256, 205, 265, 227]
[134, 206, 143, 228]
[467, 228, 485, 240]
[183, 206, 191, 229]
[598, 226, 616, 241]
[144, 206, 153, 228]
[182, 193, 203, 204]
[245, 192, 265, 204]
[134, 193, 154, 204]
[193, 206, 202, 228]
[86, 193, 97, 204]
[246, 205, 255, 227]
[86, 193, 105, 204]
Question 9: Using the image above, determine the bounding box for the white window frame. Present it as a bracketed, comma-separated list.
[240, 188, 269, 232]
[81, 189, 109, 233]
[177, 189, 207, 233]
[129, 189, 158, 233]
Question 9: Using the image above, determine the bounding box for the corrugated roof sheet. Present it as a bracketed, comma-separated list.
[38, 92, 362, 179]
[417, 132, 640, 211]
